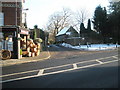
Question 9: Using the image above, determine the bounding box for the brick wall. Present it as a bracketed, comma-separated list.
[1, 2, 22, 26]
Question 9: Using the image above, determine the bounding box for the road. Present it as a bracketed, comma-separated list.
[1, 45, 119, 88]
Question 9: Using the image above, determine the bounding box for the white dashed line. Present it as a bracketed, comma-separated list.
[96, 59, 104, 64]
[0, 69, 39, 78]
[37, 69, 44, 76]
[40, 60, 118, 76]
[1, 60, 118, 83]
[112, 56, 118, 59]
[98, 55, 118, 60]
[1, 55, 118, 83]
[73, 64, 77, 69]
[1, 55, 117, 77]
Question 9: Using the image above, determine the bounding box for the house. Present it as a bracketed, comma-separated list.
[56, 26, 80, 46]
[29, 28, 46, 41]
[29, 29, 40, 39]
[0, 0, 30, 59]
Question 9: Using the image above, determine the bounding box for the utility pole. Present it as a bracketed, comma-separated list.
[16, 0, 21, 59]
[16, 0, 17, 26]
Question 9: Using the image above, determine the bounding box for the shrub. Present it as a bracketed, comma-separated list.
[34, 38, 43, 43]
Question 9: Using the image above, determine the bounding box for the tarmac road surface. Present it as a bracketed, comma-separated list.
[1, 45, 119, 88]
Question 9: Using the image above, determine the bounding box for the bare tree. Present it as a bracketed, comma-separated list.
[75, 8, 89, 24]
[46, 7, 73, 36]
[73, 8, 89, 33]
[60, 8, 72, 30]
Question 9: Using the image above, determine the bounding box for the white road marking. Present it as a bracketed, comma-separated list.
[21, 55, 120, 73]
[0, 55, 117, 77]
[0, 69, 39, 78]
[96, 59, 104, 64]
[112, 56, 118, 59]
[1, 55, 118, 83]
[73, 64, 77, 69]
[37, 69, 44, 76]
[1, 51, 51, 78]
[1, 55, 118, 78]
[38, 60, 118, 77]
[97, 55, 118, 60]
[0, 59, 118, 83]
[8, 54, 115, 73]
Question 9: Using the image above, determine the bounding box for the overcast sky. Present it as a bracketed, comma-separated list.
[23, 0, 110, 29]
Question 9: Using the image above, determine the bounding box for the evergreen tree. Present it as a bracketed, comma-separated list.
[33, 25, 38, 40]
[39, 29, 45, 41]
[93, 5, 107, 34]
[87, 19, 91, 31]
[108, 1, 120, 43]
[33, 30, 37, 40]
[80, 23, 86, 37]
[34, 25, 38, 29]
[93, 5, 107, 42]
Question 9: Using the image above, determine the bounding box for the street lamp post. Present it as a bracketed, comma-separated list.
[22, 8, 29, 28]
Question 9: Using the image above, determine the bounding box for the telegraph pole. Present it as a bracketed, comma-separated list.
[16, 0, 21, 59]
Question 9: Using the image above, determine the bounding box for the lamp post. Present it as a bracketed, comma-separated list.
[22, 8, 29, 28]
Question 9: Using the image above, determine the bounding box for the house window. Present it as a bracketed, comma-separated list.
[0, 12, 4, 26]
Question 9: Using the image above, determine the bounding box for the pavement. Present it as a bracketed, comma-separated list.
[0, 50, 51, 67]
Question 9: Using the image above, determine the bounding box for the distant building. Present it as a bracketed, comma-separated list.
[29, 28, 47, 46]
[56, 26, 80, 46]
[29, 29, 39, 39]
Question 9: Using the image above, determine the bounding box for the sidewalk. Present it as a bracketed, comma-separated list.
[0, 50, 51, 67]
